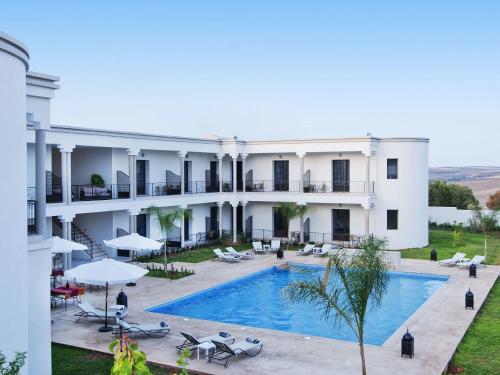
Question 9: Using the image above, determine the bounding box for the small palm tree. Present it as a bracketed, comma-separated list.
[469, 203, 498, 261]
[276, 202, 308, 250]
[284, 237, 390, 375]
[147, 206, 192, 266]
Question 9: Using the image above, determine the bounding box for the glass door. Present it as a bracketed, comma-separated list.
[332, 160, 350, 192]
[273, 160, 289, 191]
[332, 209, 350, 241]
[136, 160, 146, 195]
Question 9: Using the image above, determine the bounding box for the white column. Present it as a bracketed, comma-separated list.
[232, 156, 238, 193]
[297, 152, 305, 192]
[218, 202, 224, 238]
[61, 217, 73, 269]
[241, 154, 247, 192]
[217, 153, 224, 192]
[59, 147, 73, 205]
[128, 150, 137, 199]
[179, 205, 187, 248]
[364, 208, 370, 237]
[365, 154, 371, 193]
[128, 213, 137, 233]
[35, 127, 46, 238]
[299, 203, 306, 243]
[241, 201, 247, 236]
[179, 152, 186, 195]
[231, 202, 238, 243]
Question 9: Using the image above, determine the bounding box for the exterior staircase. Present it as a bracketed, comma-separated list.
[53, 219, 108, 261]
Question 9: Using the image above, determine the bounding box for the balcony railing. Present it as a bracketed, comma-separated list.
[245, 180, 301, 192]
[140, 182, 181, 197]
[303, 181, 374, 194]
[72, 184, 130, 201]
[185, 181, 219, 194]
[27, 200, 36, 235]
[222, 181, 233, 192]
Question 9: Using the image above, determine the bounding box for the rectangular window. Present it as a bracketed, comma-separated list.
[273, 207, 289, 238]
[387, 159, 398, 179]
[387, 210, 398, 230]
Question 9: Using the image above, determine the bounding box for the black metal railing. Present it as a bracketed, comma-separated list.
[140, 182, 181, 197]
[303, 181, 374, 194]
[222, 181, 233, 192]
[27, 200, 36, 235]
[71, 184, 130, 201]
[185, 181, 220, 194]
[46, 171, 63, 203]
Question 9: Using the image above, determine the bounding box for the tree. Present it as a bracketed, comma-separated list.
[284, 237, 390, 375]
[486, 190, 500, 209]
[110, 337, 152, 375]
[276, 202, 308, 250]
[147, 206, 191, 266]
[469, 204, 498, 261]
[0, 351, 26, 375]
[429, 181, 478, 209]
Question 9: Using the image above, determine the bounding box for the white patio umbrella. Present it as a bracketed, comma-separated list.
[103, 233, 162, 256]
[65, 258, 147, 331]
[50, 236, 88, 254]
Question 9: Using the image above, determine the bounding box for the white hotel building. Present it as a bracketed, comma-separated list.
[2, 31, 428, 373]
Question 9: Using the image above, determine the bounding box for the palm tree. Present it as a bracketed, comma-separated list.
[276, 202, 308, 251]
[147, 206, 192, 267]
[284, 237, 390, 375]
[469, 203, 498, 261]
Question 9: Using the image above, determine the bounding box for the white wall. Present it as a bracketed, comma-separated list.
[111, 148, 129, 185]
[0, 35, 30, 373]
[72, 147, 113, 185]
[137, 150, 179, 185]
[428, 206, 497, 226]
[74, 212, 114, 256]
[26, 144, 52, 188]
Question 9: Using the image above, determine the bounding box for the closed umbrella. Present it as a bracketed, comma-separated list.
[65, 258, 147, 332]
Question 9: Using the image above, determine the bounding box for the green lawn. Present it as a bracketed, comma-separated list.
[401, 229, 500, 265]
[402, 229, 499, 374]
[52, 343, 169, 375]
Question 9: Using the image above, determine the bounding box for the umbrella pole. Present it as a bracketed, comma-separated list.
[99, 282, 113, 332]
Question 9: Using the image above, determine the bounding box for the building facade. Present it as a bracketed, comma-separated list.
[27, 124, 429, 261]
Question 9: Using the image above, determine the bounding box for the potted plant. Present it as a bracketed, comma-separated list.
[90, 173, 105, 187]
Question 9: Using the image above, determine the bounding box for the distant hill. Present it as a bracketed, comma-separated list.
[429, 166, 500, 206]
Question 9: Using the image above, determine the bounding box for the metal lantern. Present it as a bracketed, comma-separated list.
[469, 264, 477, 278]
[401, 328, 414, 358]
[430, 248, 437, 261]
[465, 289, 474, 310]
[117, 289, 128, 308]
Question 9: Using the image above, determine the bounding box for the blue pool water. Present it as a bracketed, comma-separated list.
[148, 264, 448, 345]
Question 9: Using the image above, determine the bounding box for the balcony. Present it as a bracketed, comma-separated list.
[139, 182, 181, 196]
[27, 200, 36, 234]
[185, 181, 219, 194]
[71, 184, 130, 201]
[245, 180, 374, 193]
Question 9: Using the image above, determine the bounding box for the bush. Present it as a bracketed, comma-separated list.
[487, 190, 500, 209]
[429, 181, 478, 209]
[90, 173, 105, 187]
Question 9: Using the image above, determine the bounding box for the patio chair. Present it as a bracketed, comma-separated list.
[270, 240, 281, 252]
[252, 241, 265, 254]
[313, 243, 332, 257]
[176, 331, 235, 354]
[209, 338, 263, 368]
[457, 255, 486, 269]
[297, 244, 314, 256]
[438, 252, 466, 266]
[226, 247, 254, 259]
[213, 248, 240, 263]
[112, 319, 170, 338]
[75, 302, 128, 323]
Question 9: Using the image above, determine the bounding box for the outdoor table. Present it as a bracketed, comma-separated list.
[197, 341, 216, 361]
[51, 287, 84, 309]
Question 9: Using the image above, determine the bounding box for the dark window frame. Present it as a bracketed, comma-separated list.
[387, 159, 398, 179]
[387, 210, 398, 230]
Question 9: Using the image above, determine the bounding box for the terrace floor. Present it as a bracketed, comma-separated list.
[51, 252, 500, 375]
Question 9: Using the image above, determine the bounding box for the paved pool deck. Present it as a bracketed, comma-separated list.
[51, 252, 499, 375]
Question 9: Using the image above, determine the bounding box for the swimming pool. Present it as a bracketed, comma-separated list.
[148, 264, 448, 345]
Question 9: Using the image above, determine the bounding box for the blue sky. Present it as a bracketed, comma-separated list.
[2, 1, 499, 166]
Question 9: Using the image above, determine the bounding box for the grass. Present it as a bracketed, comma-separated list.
[449, 280, 500, 374]
[146, 266, 194, 280]
[401, 229, 500, 265]
[52, 343, 169, 375]
[137, 242, 300, 263]
[402, 229, 499, 374]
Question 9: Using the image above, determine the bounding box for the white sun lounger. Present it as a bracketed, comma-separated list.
[270, 240, 281, 252]
[226, 247, 254, 259]
[297, 244, 314, 256]
[438, 252, 466, 266]
[457, 255, 486, 269]
[252, 241, 265, 254]
[209, 338, 263, 368]
[75, 302, 128, 323]
[213, 248, 240, 262]
[313, 244, 332, 257]
[113, 319, 170, 338]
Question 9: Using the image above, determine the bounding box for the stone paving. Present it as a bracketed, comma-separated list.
[52, 251, 499, 375]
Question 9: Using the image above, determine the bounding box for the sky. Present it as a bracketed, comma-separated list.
[2, 1, 499, 166]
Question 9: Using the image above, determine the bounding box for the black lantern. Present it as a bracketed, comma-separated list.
[277, 248, 284, 260]
[430, 248, 437, 261]
[401, 328, 414, 358]
[465, 289, 474, 309]
[117, 289, 128, 308]
[469, 264, 477, 278]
